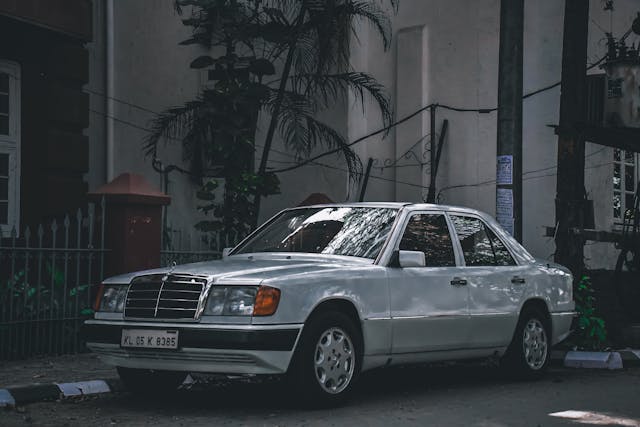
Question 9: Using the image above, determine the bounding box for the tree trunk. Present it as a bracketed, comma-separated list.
[252, 8, 307, 228]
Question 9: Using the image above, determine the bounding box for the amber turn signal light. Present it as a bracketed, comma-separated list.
[94, 283, 105, 312]
[253, 286, 281, 316]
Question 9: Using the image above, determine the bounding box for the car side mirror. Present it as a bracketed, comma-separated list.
[398, 250, 426, 268]
[222, 247, 233, 258]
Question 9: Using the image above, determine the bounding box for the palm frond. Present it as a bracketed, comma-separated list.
[298, 72, 394, 128]
[266, 89, 362, 179]
[304, 115, 363, 180]
[341, 0, 393, 50]
[143, 98, 208, 157]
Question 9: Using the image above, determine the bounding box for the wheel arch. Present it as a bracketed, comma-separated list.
[307, 297, 362, 328]
[300, 297, 364, 352]
[519, 298, 552, 340]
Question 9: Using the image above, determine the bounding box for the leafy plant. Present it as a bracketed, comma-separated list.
[1, 264, 95, 322]
[145, 0, 398, 235]
[1, 263, 96, 358]
[571, 275, 608, 350]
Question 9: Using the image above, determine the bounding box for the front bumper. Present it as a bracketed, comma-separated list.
[83, 320, 302, 375]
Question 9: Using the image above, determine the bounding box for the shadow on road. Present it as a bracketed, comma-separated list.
[115, 362, 573, 415]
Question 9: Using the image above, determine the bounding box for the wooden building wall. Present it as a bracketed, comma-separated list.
[0, 11, 91, 228]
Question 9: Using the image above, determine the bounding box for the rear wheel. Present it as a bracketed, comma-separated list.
[501, 307, 550, 379]
[117, 367, 186, 394]
[288, 311, 361, 407]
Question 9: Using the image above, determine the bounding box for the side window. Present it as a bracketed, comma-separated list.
[449, 216, 493, 266]
[486, 226, 516, 266]
[450, 216, 516, 266]
[398, 213, 456, 267]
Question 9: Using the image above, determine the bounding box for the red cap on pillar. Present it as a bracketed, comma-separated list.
[88, 173, 170, 205]
[89, 173, 170, 277]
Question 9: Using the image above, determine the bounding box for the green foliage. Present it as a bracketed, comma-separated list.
[0, 265, 95, 358]
[195, 172, 280, 238]
[1, 264, 95, 322]
[146, 0, 397, 237]
[571, 275, 608, 350]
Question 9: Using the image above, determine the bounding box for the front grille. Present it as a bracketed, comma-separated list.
[124, 274, 208, 320]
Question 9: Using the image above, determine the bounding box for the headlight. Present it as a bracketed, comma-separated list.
[95, 284, 128, 313]
[204, 286, 257, 316]
[204, 285, 280, 316]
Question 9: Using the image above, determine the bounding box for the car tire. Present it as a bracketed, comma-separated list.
[117, 367, 186, 394]
[501, 307, 551, 379]
[287, 311, 362, 407]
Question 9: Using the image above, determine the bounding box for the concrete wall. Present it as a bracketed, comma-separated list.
[348, 0, 638, 269]
[109, 0, 205, 244]
[88, 0, 206, 245]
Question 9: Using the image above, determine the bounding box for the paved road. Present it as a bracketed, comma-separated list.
[4, 364, 640, 426]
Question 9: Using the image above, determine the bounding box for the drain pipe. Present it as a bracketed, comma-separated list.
[105, 0, 115, 182]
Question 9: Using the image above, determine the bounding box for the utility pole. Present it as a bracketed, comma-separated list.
[554, 0, 590, 277]
[496, 0, 524, 242]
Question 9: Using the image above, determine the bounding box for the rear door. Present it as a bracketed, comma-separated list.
[388, 211, 471, 354]
[448, 214, 528, 348]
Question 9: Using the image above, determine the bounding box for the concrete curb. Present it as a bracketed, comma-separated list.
[551, 349, 640, 368]
[0, 379, 122, 408]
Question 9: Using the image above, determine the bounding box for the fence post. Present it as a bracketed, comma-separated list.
[88, 173, 170, 277]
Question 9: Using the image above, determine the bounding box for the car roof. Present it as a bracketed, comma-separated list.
[295, 202, 486, 216]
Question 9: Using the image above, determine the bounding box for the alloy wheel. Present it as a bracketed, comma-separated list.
[522, 318, 548, 370]
[313, 327, 355, 394]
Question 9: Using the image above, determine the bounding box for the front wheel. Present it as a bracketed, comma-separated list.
[117, 367, 186, 394]
[501, 308, 550, 379]
[287, 311, 361, 407]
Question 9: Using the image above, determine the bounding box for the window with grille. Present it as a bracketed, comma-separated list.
[613, 148, 638, 222]
[0, 60, 20, 234]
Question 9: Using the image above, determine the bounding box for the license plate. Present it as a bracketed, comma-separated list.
[121, 329, 179, 349]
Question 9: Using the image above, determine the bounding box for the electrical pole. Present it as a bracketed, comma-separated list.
[496, 0, 524, 242]
[554, 0, 589, 277]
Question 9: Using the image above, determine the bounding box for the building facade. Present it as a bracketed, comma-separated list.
[2, 0, 638, 270]
[0, 0, 92, 233]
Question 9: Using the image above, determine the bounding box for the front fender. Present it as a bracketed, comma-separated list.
[252, 266, 392, 356]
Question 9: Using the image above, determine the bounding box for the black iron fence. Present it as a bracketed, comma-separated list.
[0, 198, 107, 360]
[0, 200, 249, 360]
[160, 225, 245, 267]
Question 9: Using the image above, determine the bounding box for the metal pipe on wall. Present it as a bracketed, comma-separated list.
[105, 0, 115, 182]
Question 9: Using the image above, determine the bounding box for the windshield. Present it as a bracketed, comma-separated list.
[234, 207, 398, 259]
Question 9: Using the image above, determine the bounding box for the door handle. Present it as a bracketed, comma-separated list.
[511, 276, 526, 284]
[450, 277, 468, 286]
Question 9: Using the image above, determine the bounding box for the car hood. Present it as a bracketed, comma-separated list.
[102, 253, 374, 285]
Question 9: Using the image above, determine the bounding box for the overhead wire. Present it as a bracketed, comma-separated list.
[89, 102, 617, 203]
[269, 54, 608, 173]
[84, 51, 612, 195]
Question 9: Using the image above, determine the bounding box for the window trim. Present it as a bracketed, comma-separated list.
[0, 60, 21, 235]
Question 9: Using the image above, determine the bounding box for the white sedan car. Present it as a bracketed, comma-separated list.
[85, 203, 574, 405]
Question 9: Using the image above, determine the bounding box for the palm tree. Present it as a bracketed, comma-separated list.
[144, 0, 398, 236]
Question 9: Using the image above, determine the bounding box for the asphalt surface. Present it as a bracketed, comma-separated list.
[0, 354, 116, 388]
[2, 364, 640, 426]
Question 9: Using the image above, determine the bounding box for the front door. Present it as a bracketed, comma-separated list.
[388, 212, 470, 354]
